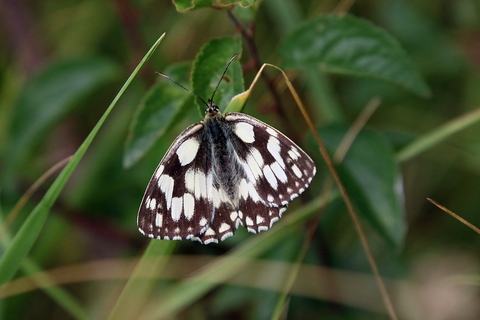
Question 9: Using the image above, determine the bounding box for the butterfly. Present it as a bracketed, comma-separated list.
[137, 54, 316, 244]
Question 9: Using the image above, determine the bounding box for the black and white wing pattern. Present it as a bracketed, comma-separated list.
[137, 103, 316, 244]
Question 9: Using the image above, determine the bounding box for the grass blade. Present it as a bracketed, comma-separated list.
[0, 33, 166, 286]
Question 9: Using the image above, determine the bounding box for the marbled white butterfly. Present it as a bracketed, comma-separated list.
[137, 55, 316, 244]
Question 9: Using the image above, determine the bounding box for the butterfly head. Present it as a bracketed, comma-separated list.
[204, 99, 222, 120]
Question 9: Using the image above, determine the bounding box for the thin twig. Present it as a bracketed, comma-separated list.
[427, 198, 480, 235]
[334, 97, 381, 162]
[226, 11, 300, 141]
[274, 96, 382, 319]
[1, 156, 73, 235]
[267, 64, 398, 320]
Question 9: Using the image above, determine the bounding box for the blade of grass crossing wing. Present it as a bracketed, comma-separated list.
[0, 33, 166, 285]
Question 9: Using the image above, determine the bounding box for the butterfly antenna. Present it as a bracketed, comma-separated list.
[155, 71, 209, 108]
[210, 53, 239, 103]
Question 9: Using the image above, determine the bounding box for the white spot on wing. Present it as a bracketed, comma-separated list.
[239, 179, 249, 200]
[185, 168, 195, 192]
[235, 215, 243, 228]
[192, 236, 201, 243]
[266, 127, 277, 137]
[155, 165, 164, 179]
[176, 138, 200, 166]
[155, 213, 162, 227]
[270, 217, 279, 227]
[240, 158, 256, 183]
[205, 228, 216, 236]
[292, 164, 302, 178]
[220, 232, 234, 241]
[271, 161, 287, 182]
[250, 184, 262, 202]
[243, 180, 261, 202]
[145, 197, 150, 208]
[213, 187, 230, 209]
[263, 165, 278, 189]
[158, 175, 174, 209]
[250, 147, 264, 167]
[183, 193, 195, 220]
[234, 122, 255, 143]
[219, 223, 231, 233]
[171, 197, 182, 221]
[246, 154, 262, 179]
[194, 170, 207, 199]
[206, 171, 213, 203]
[148, 198, 156, 211]
[245, 216, 254, 226]
[203, 238, 218, 245]
[267, 136, 285, 168]
[288, 147, 301, 160]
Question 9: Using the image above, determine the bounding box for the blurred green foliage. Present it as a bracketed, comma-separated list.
[1, 0, 480, 319]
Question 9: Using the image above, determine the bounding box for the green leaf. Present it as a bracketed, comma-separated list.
[3, 56, 119, 181]
[225, 89, 250, 113]
[321, 126, 406, 248]
[173, 0, 211, 11]
[124, 62, 191, 168]
[378, 1, 466, 77]
[0, 34, 165, 286]
[280, 14, 430, 97]
[173, 0, 255, 12]
[192, 36, 244, 114]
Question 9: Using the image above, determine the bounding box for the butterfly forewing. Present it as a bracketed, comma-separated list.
[138, 106, 316, 244]
[137, 122, 213, 241]
[226, 113, 316, 203]
[223, 113, 316, 233]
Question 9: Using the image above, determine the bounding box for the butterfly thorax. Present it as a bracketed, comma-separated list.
[203, 101, 244, 206]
